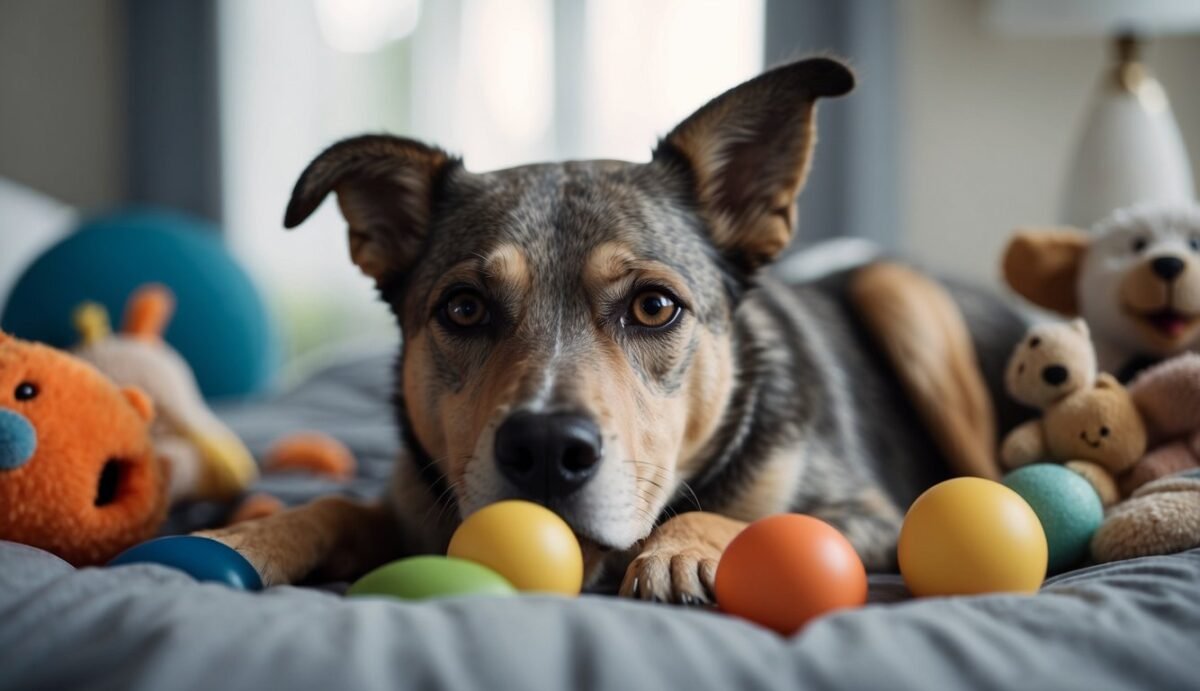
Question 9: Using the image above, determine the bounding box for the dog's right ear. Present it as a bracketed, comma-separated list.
[654, 57, 854, 271]
[284, 135, 455, 282]
[1002, 227, 1089, 315]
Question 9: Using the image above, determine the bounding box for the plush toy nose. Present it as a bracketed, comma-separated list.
[1152, 256, 1186, 281]
[0, 408, 37, 470]
[1042, 365, 1069, 386]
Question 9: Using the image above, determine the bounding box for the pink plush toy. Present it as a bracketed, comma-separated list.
[1125, 354, 1200, 495]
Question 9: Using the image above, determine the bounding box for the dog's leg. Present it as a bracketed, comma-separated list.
[618, 511, 746, 605]
[851, 262, 1000, 480]
[195, 496, 402, 586]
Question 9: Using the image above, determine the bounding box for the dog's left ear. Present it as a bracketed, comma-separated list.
[284, 135, 455, 284]
[654, 57, 854, 270]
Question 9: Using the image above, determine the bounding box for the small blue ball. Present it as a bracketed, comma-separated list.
[1003, 464, 1104, 574]
[108, 535, 263, 590]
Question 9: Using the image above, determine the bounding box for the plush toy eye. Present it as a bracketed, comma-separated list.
[1189, 236, 1200, 252]
[629, 290, 682, 329]
[1100, 426, 1110, 437]
[1028, 337, 1041, 348]
[441, 290, 490, 329]
[1131, 237, 1149, 253]
[13, 382, 37, 401]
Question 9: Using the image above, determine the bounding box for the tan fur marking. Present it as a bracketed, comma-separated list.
[719, 446, 802, 521]
[482, 244, 532, 296]
[852, 262, 1000, 480]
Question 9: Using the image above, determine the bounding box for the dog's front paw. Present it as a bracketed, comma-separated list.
[619, 546, 719, 605]
[616, 511, 747, 605]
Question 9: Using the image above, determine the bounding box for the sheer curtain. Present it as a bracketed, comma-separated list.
[218, 0, 767, 358]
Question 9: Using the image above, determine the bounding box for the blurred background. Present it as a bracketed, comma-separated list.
[1, 0, 1199, 391]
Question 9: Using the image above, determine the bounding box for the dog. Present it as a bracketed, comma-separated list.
[201, 57, 1029, 603]
[1004, 202, 1200, 381]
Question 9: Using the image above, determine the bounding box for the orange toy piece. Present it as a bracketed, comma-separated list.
[263, 432, 356, 481]
[228, 492, 286, 524]
[0, 331, 168, 566]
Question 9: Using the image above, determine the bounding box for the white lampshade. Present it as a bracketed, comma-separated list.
[982, 0, 1200, 228]
[1061, 40, 1195, 228]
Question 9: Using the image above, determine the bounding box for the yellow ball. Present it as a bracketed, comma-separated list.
[898, 477, 1047, 597]
[448, 500, 584, 595]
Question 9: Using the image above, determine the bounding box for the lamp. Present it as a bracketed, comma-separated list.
[983, 0, 1200, 228]
[1061, 32, 1194, 227]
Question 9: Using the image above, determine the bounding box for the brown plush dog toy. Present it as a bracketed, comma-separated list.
[1003, 201, 1200, 380]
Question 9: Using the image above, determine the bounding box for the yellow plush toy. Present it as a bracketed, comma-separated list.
[1001, 319, 1146, 506]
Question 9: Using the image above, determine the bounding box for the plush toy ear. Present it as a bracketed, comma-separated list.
[123, 284, 175, 341]
[122, 386, 155, 423]
[1002, 228, 1089, 315]
[1068, 318, 1090, 339]
[284, 135, 456, 284]
[653, 57, 854, 271]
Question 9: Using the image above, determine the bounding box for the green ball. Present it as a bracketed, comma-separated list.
[347, 556, 516, 601]
[1002, 464, 1104, 573]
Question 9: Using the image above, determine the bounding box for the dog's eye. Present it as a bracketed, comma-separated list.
[629, 290, 681, 329]
[1131, 237, 1149, 253]
[441, 290, 491, 329]
[1189, 236, 1200, 252]
[14, 382, 37, 401]
[1029, 337, 1041, 348]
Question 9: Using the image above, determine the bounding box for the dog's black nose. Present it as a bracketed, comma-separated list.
[1042, 365, 1069, 386]
[494, 412, 603, 499]
[1152, 256, 1186, 281]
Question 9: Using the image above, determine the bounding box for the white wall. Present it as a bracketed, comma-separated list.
[899, 0, 1200, 282]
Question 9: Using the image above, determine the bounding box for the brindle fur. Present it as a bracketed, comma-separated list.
[201, 58, 1029, 603]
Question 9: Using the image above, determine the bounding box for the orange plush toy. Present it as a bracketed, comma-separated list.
[0, 330, 168, 565]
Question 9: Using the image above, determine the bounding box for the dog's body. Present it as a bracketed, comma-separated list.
[203, 58, 1029, 602]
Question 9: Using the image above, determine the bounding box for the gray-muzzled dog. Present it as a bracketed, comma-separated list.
[202, 57, 1027, 603]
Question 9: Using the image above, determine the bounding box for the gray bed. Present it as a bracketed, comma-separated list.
[2, 348, 1198, 691]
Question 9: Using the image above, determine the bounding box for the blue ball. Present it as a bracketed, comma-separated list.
[1003, 464, 1104, 574]
[1, 208, 279, 400]
[108, 536, 263, 590]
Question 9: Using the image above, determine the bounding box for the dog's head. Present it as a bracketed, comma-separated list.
[283, 58, 853, 551]
[1005, 202, 1200, 360]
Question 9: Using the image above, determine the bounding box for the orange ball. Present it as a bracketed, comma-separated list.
[714, 514, 867, 635]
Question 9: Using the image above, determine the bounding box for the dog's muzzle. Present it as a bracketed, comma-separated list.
[494, 411, 603, 501]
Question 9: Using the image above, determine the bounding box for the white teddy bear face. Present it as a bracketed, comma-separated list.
[1078, 204, 1200, 361]
[1005, 319, 1097, 409]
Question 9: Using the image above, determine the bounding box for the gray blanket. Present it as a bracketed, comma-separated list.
[2, 348, 1198, 691]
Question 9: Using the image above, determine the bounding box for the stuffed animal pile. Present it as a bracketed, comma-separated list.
[1001, 201, 1200, 564]
[0, 285, 357, 565]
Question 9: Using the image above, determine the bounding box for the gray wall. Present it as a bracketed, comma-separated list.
[0, 0, 127, 209]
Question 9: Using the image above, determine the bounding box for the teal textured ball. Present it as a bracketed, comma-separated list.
[1003, 464, 1104, 573]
